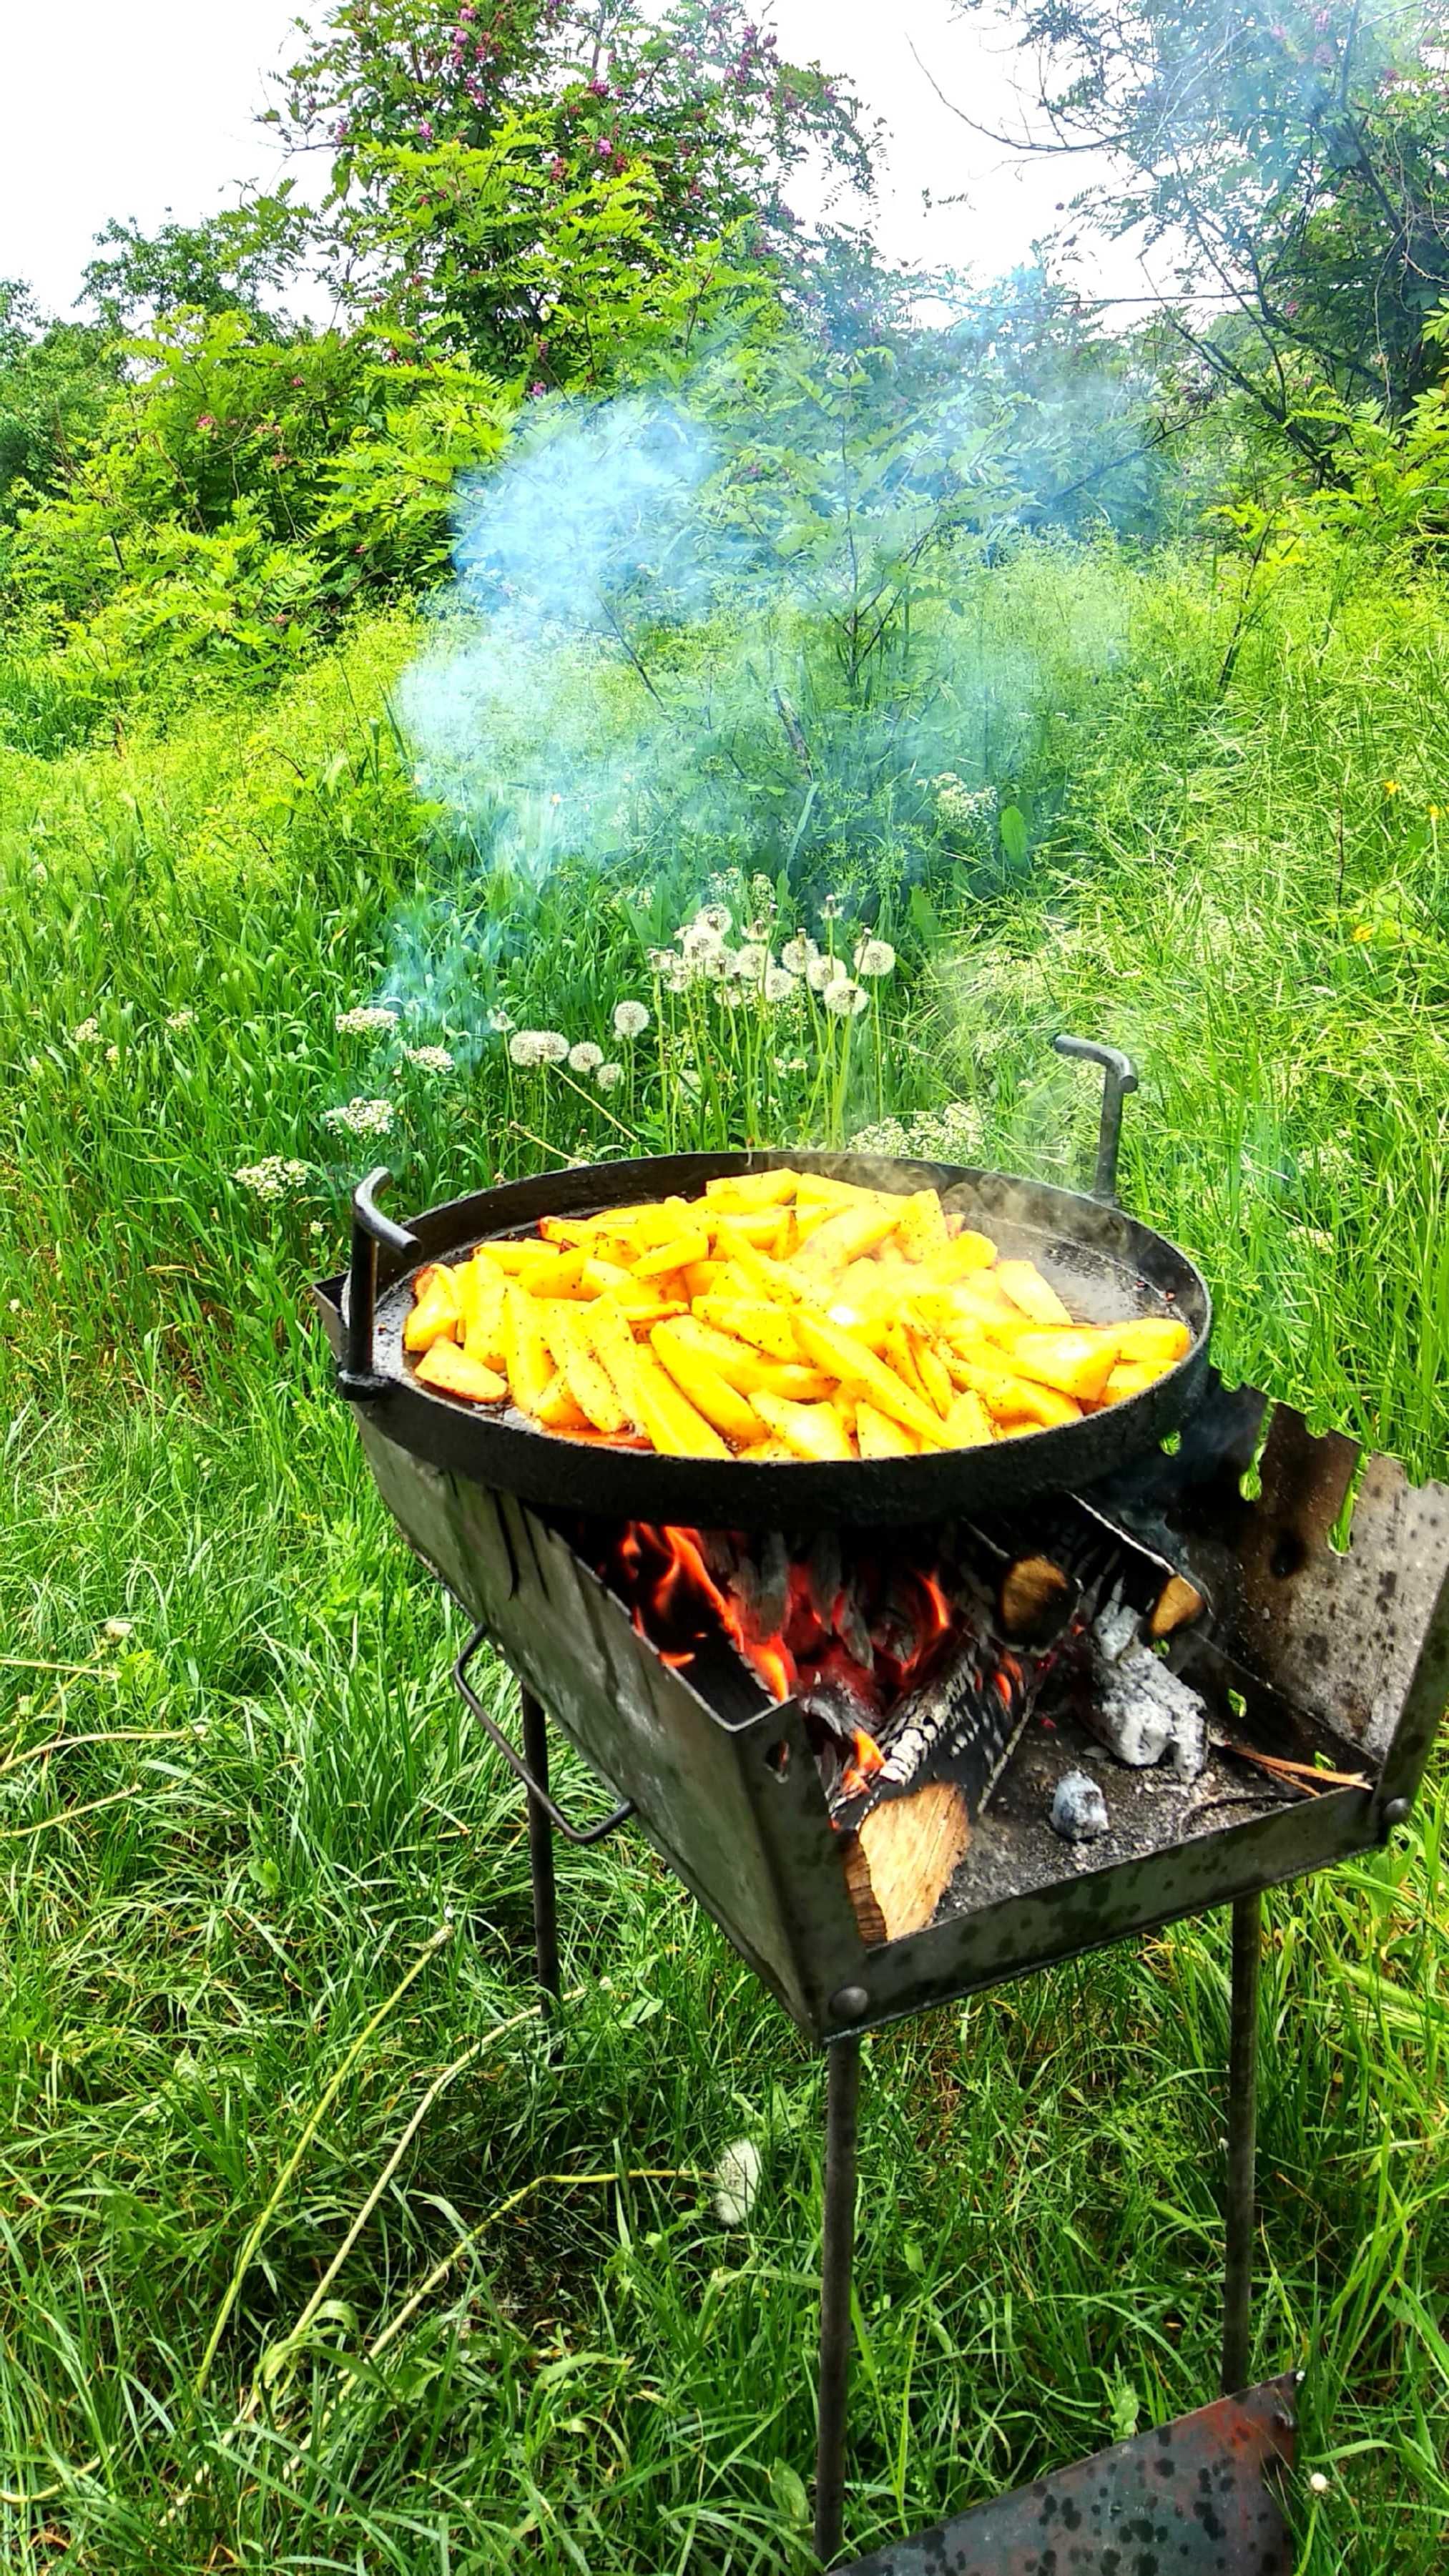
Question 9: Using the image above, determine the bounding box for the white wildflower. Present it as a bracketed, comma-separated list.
[807, 952, 844, 993]
[404, 1044, 455, 1074]
[722, 983, 749, 1008]
[850, 1116, 911, 1156]
[488, 1006, 514, 1034]
[308, 1220, 325, 1238]
[1307, 2472, 1330, 2494]
[536, 1031, 569, 1064]
[105, 1044, 119, 1065]
[8, 1298, 20, 1313]
[820, 893, 844, 921]
[696, 903, 732, 935]
[335, 1006, 400, 1038]
[509, 1031, 544, 1068]
[323, 1098, 395, 1141]
[681, 922, 727, 966]
[595, 1061, 624, 1091]
[780, 935, 817, 974]
[234, 1155, 314, 1196]
[72, 1017, 103, 1046]
[763, 967, 799, 1005]
[569, 1041, 604, 1074]
[823, 978, 868, 1018]
[613, 1000, 650, 1040]
[713, 2137, 763, 2228]
[647, 948, 675, 975]
[102, 1617, 134, 1642]
[733, 943, 768, 984]
[854, 938, 896, 979]
[165, 1008, 195, 1031]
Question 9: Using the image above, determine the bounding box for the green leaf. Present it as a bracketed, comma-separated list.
[998, 803, 1028, 865]
[769, 2460, 810, 2527]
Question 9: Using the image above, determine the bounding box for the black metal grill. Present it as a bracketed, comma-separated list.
[310, 1041, 1449, 2569]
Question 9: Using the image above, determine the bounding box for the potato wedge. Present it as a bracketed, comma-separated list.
[953, 1356, 1083, 1429]
[1106, 1316, 1193, 1368]
[792, 1312, 953, 1450]
[403, 1263, 461, 1354]
[651, 1322, 763, 1443]
[1008, 1327, 1116, 1405]
[540, 1302, 629, 1434]
[895, 1189, 949, 1263]
[855, 1400, 920, 1459]
[703, 1167, 802, 1207]
[456, 1257, 508, 1372]
[665, 1315, 835, 1403]
[413, 1339, 507, 1404]
[995, 1259, 1073, 1326]
[628, 1351, 730, 1458]
[693, 1294, 800, 1362]
[752, 1392, 855, 1462]
[795, 1202, 905, 1272]
[534, 1372, 593, 1432]
[943, 1389, 994, 1447]
[1104, 1357, 1169, 1403]
[501, 1283, 556, 1417]
[475, 1241, 585, 1295]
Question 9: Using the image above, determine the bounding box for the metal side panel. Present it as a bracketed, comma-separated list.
[840, 2376, 1298, 2575]
[357, 1422, 865, 2035]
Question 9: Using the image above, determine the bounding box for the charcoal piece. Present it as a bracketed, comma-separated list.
[1089, 1599, 1208, 1781]
[806, 1530, 843, 1636]
[728, 1528, 790, 1642]
[833, 1580, 876, 1674]
[1050, 1771, 1109, 1842]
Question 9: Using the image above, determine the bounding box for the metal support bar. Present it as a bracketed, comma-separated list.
[520, 1688, 561, 2004]
[1053, 1036, 1140, 1205]
[815, 2038, 862, 2566]
[1222, 1889, 1262, 2394]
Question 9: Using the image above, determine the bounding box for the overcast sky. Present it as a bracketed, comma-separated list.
[0, 0, 1151, 320]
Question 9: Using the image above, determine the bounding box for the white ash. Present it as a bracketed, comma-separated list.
[1050, 1771, 1110, 1842]
[1087, 1598, 1208, 1781]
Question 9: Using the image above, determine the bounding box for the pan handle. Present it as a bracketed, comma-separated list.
[1053, 1036, 1139, 1205]
[338, 1165, 421, 1399]
[453, 1625, 635, 1845]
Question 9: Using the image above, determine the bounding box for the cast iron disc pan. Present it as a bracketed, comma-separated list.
[340, 1149, 1212, 1530]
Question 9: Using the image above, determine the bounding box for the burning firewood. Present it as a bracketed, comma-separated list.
[840, 1784, 971, 1944]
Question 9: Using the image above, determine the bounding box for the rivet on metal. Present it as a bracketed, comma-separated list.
[830, 1985, 870, 2023]
[1382, 1796, 1410, 1832]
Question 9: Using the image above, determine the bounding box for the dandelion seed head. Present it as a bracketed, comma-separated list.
[613, 1000, 650, 1039]
[714, 2137, 762, 2228]
[569, 1041, 604, 1073]
[780, 935, 817, 974]
[733, 943, 767, 983]
[697, 903, 732, 935]
[595, 1061, 624, 1091]
[103, 1617, 134, 1642]
[763, 967, 798, 1004]
[807, 953, 844, 993]
[854, 938, 896, 979]
[823, 978, 868, 1018]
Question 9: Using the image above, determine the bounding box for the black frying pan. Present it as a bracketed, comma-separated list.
[314, 1051, 1211, 1529]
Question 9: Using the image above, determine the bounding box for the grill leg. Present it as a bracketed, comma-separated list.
[814, 2037, 861, 2567]
[519, 1688, 561, 2005]
[1222, 1888, 1262, 2394]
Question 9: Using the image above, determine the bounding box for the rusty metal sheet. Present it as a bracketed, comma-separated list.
[839, 2376, 1298, 2575]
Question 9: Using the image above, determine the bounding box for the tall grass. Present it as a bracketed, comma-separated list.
[0, 538, 1445, 2572]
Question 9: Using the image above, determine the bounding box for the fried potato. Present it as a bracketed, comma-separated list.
[404, 1161, 1184, 1463]
[752, 1392, 855, 1461]
[855, 1401, 920, 1459]
[1008, 1327, 1116, 1405]
[540, 1302, 629, 1434]
[1107, 1316, 1193, 1368]
[413, 1339, 506, 1403]
[651, 1322, 764, 1443]
[403, 1264, 460, 1354]
[501, 1284, 556, 1417]
[792, 1312, 953, 1450]
[995, 1259, 1073, 1326]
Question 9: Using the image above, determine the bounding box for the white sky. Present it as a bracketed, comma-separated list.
[0, 0, 1154, 320]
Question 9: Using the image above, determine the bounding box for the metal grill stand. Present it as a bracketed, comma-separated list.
[509, 1699, 1274, 2567]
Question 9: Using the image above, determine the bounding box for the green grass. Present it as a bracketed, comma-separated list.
[0, 539, 1445, 2572]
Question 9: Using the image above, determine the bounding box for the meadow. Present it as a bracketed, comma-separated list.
[0, 529, 1445, 2574]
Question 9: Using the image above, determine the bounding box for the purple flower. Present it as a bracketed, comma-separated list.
[589, 77, 610, 97]
[196, 412, 216, 431]
[596, 134, 612, 155]
[418, 118, 434, 142]
[529, 380, 546, 396]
